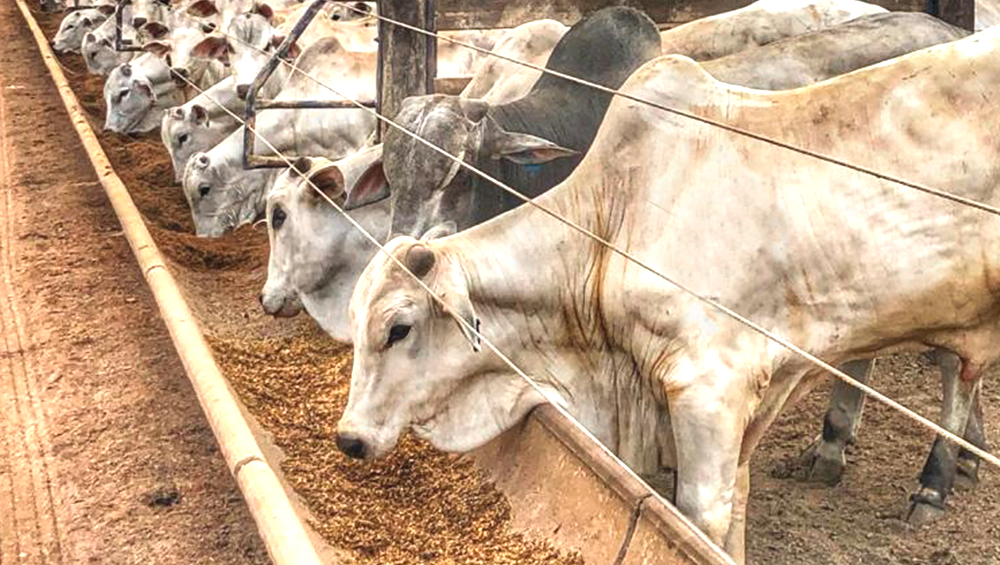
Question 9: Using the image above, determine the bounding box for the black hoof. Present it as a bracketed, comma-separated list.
[906, 489, 946, 526]
[800, 437, 846, 486]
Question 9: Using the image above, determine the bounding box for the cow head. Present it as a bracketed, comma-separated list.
[261, 147, 389, 341]
[369, 95, 575, 238]
[336, 235, 543, 460]
[161, 103, 212, 181]
[82, 25, 126, 75]
[103, 62, 159, 133]
[191, 10, 297, 99]
[145, 27, 214, 85]
[52, 9, 107, 54]
[182, 147, 270, 237]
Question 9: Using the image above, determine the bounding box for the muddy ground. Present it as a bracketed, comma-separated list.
[22, 5, 1000, 564]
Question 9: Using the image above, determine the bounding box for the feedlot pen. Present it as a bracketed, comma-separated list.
[0, 1, 998, 564]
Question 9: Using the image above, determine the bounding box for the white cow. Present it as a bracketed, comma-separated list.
[82, 15, 138, 75]
[161, 80, 245, 181]
[260, 147, 390, 340]
[273, 10, 960, 347]
[190, 8, 343, 100]
[143, 26, 228, 89]
[52, 7, 111, 53]
[460, 19, 568, 104]
[337, 30, 1000, 563]
[103, 53, 186, 133]
[183, 37, 376, 236]
[659, 0, 886, 60]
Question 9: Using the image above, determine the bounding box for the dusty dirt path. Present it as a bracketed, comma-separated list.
[0, 1, 269, 563]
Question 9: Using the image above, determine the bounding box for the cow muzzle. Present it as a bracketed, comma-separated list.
[335, 432, 368, 460]
[259, 290, 302, 318]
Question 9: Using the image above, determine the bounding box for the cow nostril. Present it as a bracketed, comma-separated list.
[335, 433, 367, 460]
[236, 84, 250, 99]
[132, 17, 146, 27]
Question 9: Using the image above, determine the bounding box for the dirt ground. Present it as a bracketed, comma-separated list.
[14, 3, 1000, 564]
[0, 1, 271, 563]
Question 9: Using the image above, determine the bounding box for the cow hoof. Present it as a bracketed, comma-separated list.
[800, 439, 845, 486]
[906, 489, 945, 527]
[906, 501, 945, 526]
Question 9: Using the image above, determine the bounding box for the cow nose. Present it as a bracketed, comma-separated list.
[335, 433, 367, 460]
[132, 16, 146, 28]
[236, 84, 249, 99]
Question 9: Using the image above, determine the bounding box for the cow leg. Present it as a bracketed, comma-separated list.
[723, 464, 750, 565]
[955, 388, 985, 492]
[670, 385, 747, 562]
[906, 350, 977, 526]
[801, 358, 874, 485]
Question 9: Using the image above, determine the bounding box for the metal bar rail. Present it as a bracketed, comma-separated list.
[113, 0, 142, 51]
[241, 0, 378, 169]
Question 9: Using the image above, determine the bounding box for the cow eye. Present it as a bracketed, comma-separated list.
[386, 324, 411, 348]
[271, 206, 286, 230]
[177, 133, 189, 145]
[198, 185, 211, 197]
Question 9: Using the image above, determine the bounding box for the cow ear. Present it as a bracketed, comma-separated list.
[486, 128, 578, 165]
[143, 40, 171, 57]
[412, 246, 481, 352]
[190, 104, 209, 126]
[420, 222, 456, 241]
[144, 21, 169, 38]
[270, 35, 301, 59]
[343, 159, 389, 211]
[254, 2, 274, 20]
[191, 35, 231, 62]
[186, 0, 218, 17]
[132, 80, 155, 103]
[306, 162, 349, 204]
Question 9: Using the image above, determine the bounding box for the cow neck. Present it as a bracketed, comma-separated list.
[439, 179, 673, 471]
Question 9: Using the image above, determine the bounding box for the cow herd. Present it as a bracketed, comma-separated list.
[47, 0, 1000, 561]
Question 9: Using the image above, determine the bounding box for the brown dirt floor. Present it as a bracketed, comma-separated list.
[24, 5, 1000, 564]
[0, 1, 270, 563]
